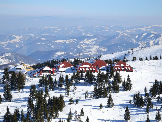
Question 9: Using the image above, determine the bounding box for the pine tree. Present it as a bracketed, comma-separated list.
[85, 91, 88, 99]
[3, 107, 13, 122]
[146, 114, 150, 122]
[125, 75, 132, 91]
[29, 85, 37, 99]
[122, 79, 126, 91]
[0, 95, 2, 104]
[39, 75, 45, 87]
[67, 109, 72, 122]
[10, 72, 17, 90]
[27, 97, 34, 117]
[76, 99, 79, 104]
[107, 82, 112, 93]
[150, 55, 152, 60]
[45, 85, 49, 97]
[139, 96, 145, 107]
[80, 108, 84, 116]
[124, 106, 130, 121]
[146, 104, 149, 114]
[3, 84, 12, 102]
[58, 76, 64, 88]
[17, 72, 25, 91]
[155, 110, 161, 121]
[54, 78, 57, 88]
[25, 111, 31, 122]
[48, 75, 54, 90]
[144, 87, 148, 97]
[107, 94, 114, 107]
[100, 103, 103, 109]
[112, 79, 119, 93]
[86, 116, 89, 122]
[3, 68, 10, 84]
[13, 109, 20, 122]
[20, 110, 25, 122]
[69, 98, 74, 105]
[58, 95, 65, 111]
[114, 72, 122, 84]
[110, 64, 114, 78]
[65, 75, 70, 96]
[85, 71, 94, 84]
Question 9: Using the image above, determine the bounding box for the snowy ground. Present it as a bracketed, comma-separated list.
[101, 45, 162, 61]
[0, 59, 162, 122]
[53, 60, 162, 122]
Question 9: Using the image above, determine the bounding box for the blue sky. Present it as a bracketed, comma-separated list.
[0, 0, 161, 27]
[0, 0, 161, 17]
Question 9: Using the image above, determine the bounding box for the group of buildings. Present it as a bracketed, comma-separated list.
[8, 60, 133, 77]
[34, 60, 110, 77]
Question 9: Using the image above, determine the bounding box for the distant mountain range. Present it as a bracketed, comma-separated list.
[0, 51, 36, 68]
[0, 25, 161, 63]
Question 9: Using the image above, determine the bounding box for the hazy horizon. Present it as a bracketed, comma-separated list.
[0, 0, 161, 32]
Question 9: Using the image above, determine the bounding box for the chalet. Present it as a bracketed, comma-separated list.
[22, 63, 34, 72]
[114, 61, 133, 72]
[58, 61, 73, 72]
[93, 60, 107, 74]
[9, 63, 34, 75]
[78, 62, 97, 73]
[93, 60, 107, 69]
[33, 66, 56, 77]
[9, 65, 27, 74]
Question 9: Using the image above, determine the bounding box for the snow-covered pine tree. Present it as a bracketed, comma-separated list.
[80, 108, 84, 116]
[0, 95, 2, 104]
[58, 76, 64, 88]
[112, 78, 119, 93]
[86, 116, 89, 122]
[100, 103, 103, 109]
[48, 75, 54, 90]
[3, 107, 13, 122]
[107, 94, 114, 107]
[13, 109, 20, 122]
[3, 83, 12, 102]
[125, 75, 132, 91]
[20, 110, 25, 122]
[124, 106, 130, 121]
[145, 114, 150, 122]
[67, 109, 72, 122]
[155, 110, 161, 122]
[17, 72, 26, 91]
[65, 75, 70, 96]
[10, 72, 17, 90]
[2, 68, 9, 84]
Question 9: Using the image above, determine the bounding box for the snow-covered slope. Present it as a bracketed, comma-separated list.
[0, 60, 161, 122]
[0, 43, 162, 121]
[101, 44, 162, 61]
[126, 45, 162, 60]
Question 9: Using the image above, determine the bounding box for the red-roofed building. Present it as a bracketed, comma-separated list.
[59, 61, 73, 68]
[114, 61, 133, 72]
[59, 61, 73, 72]
[93, 60, 107, 69]
[33, 66, 56, 77]
[78, 62, 97, 73]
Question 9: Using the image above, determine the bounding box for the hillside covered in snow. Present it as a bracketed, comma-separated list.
[0, 44, 162, 122]
[101, 44, 162, 61]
